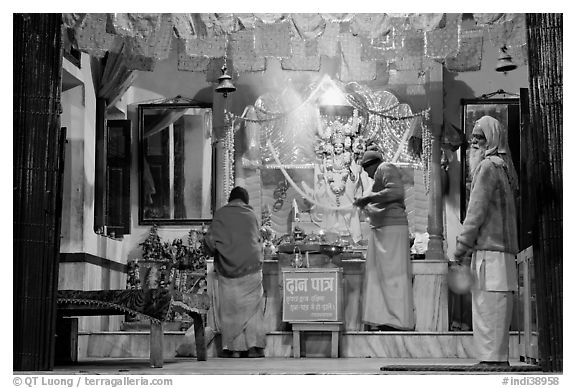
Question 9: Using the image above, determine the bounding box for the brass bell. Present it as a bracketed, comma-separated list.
[495, 46, 517, 73]
[215, 64, 236, 98]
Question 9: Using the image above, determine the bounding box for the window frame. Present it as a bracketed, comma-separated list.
[93, 108, 131, 238]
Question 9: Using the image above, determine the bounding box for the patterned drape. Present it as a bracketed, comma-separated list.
[90, 42, 137, 109]
[64, 13, 529, 79]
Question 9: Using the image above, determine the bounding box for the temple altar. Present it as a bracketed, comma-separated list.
[218, 73, 449, 337]
[205, 256, 448, 333]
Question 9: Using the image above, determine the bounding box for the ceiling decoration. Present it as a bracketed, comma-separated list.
[63, 13, 528, 79]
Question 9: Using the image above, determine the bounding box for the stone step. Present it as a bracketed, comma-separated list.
[78, 331, 522, 360]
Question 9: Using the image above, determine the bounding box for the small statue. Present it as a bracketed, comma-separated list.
[291, 247, 304, 268]
[292, 225, 306, 241]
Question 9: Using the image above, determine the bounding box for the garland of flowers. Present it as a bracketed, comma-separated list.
[421, 119, 432, 195]
[222, 112, 235, 202]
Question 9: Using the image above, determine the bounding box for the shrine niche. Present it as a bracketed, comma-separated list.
[235, 75, 430, 248]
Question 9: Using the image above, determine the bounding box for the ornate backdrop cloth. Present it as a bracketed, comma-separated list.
[213, 270, 266, 351]
[362, 224, 415, 330]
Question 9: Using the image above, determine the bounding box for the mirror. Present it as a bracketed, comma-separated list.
[138, 102, 214, 224]
[460, 97, 520, 221]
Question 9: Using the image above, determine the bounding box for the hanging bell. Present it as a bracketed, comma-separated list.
[215, 64, 236, 98]
[495, 46, 517, 73]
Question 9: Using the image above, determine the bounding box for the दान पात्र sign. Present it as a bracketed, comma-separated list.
[282, 268, 342, 322]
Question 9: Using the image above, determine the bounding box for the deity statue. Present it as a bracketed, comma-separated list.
[322, 133, 355, 206]
[308, 109, 365, 243]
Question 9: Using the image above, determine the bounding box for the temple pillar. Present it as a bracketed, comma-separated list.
[425, 132, 445, 260]
[424, 60, 445, 261]
[414, 60, 448, 331]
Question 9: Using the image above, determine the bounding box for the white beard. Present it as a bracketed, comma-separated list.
[468, 146, 486, 176]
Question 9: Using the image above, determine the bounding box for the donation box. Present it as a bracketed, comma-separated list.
[282, 267, 343, 322]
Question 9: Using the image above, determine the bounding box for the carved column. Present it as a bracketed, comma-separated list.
[425, 61, 445, 261]
[425, 131, 445, 260]
[411, 60, 448, 331]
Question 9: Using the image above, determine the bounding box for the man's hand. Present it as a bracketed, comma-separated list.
[452, 252, 463, 264]
[453, 241, 471, 263]
[353, 196, 370, 208]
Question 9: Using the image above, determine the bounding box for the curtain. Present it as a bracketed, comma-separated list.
[91, 42, 137, 109]
[143, 109, 188, 138]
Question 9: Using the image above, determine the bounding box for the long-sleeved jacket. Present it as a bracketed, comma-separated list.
[363, 162, 408, 227]
[205, 200, 263, 278]
[455, 156, 518, 256]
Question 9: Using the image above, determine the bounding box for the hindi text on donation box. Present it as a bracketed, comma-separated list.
[282, 268, 343, 322]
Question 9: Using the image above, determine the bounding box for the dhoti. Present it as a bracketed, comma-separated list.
[213, 270, 266, 351]
[362, 224, 415, 330]
[472, 289, 514, 361]
[471, 250, 517, 362]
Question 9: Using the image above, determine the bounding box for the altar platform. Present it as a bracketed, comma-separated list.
[74, 329, 522, 360]
[61, 257, 530, 370]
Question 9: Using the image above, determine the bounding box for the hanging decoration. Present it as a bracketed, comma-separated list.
[446, 29, 484, 72]
[291, 13, 326, 40]
[349, 14, 390, 40]
[222, 111, 235, 202]
[255, 19, 293, 58]
[281, 38, 322, 71]
[73, 13, 116, 58]
[64, 13, 527, 77]
[171, 13, 196, 40]
[229, 29, 266, 73]
[421, 118, 432, 195]
[314, 108, 363, 206]
[424, 13, 461, 59]
[339, 33, 378, 82]
[408, 13, 445, 32]
[198, 13, 240, 37]
[177, 38, 211, 72]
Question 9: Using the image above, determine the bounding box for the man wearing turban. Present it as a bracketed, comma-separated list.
[353, 150, 415, 331]
[454, 116, 519, 366]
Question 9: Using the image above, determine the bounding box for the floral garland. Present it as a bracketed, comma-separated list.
[314, 109, 364, 204]
[222, 112, 235, 202]
[421, 119, 432, 195]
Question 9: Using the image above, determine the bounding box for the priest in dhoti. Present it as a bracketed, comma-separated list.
[454, 116, 519, 366]
[205, 186, 266, 358]
[353, 150, 415, 331]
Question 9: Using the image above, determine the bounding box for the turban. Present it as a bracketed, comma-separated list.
[360, 150, 383, 167]
[472, 115, 519, 191]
